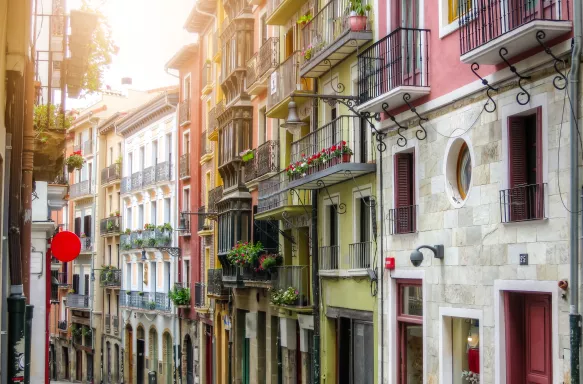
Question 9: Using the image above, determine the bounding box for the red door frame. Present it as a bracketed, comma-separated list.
[396, 279, 423, 384]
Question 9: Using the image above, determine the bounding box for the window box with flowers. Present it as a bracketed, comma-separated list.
[240, 149, 254, 163]
[270, 287, 300, 306]
[65, 150, 85, 172]
[226, 241, 264, 268]
[286, 141, 354, 180]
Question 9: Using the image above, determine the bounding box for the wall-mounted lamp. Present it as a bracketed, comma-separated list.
[410, 244, 444, 267]
[141, 250, 147, 261]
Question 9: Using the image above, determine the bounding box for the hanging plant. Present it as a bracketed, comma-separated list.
[65, 150, 85, 172]
[259, 254, 283, 271]
[147, 301, 157, 310]
[169, 286, 190, 306]
[269, 287, 299, 306]
[81, 326, 92, 337]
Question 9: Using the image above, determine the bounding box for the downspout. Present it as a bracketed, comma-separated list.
[570, 0, 582, 378]
[311, 85, 320, 384]
[379, 138, 385, 384]
[90, 120, 98, 383]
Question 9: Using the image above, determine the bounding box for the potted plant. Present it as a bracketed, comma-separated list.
[147, 301, 157, 310]
[227, 241, 264, 267]
[144, 223, 156, 231]
[138, 291, 144, 297]
[146, 237, 156, 247]
[133, 238, 144, 247]
[65, 150, 85, 172]
[269, 287, 299, 306]
[80, 233, 87, 238]
[124, 228, 131, 235]
[240, 149, 254, 163]
[126, 291, 132, 295]
[303, 45, 313, 61]
[67, 288, 75, 294]
[340, 141, 353, 162]
[81, 326, 92, 337]
[461, 371, 479, 383]
[348, 0, 372, 31]
[161, 223, 173, 232]
[297, 13, 312, 26]
[114, 210, 120, 216]
[109, 212, 114, 217]
[259, 254, 283, 272]
[169, 286, 190, 307]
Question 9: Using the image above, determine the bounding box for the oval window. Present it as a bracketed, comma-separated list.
[456, 143, 472, 199]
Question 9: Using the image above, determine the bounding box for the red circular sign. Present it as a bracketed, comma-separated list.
[51, 231, 81, 262]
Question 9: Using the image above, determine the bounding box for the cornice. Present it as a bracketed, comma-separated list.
[116, 91, 179, 137]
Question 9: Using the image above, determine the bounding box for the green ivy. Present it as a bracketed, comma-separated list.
[169, 287, 190, 306]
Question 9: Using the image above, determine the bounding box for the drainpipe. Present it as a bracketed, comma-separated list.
[1, 134, 12, 384]
[570, 0, 582, 379]
[311, 93, 320, 384]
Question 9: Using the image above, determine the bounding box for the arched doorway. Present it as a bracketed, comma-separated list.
[137, 326, 145, 384]
[149, 328, 159, 376]
[115, 344, 120, 382]
[126, 325, 134, 384]
[163, 332, 173, 384]
[106, 341, 111, 383]
[185, 335, 194, 384]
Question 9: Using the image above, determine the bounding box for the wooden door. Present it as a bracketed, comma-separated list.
[206, 328, 213, 384]
[128, 329, 134, 384]
[76, 350, 83, 381]
[63, 347, 69, 380]
[392, 0, 422, 86]
[137, 339, 145, 384]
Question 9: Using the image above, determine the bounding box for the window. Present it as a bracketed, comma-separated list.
[152, 141, 158, 165]
[164, 198, 171, 224]
[441, 313, 481, 383]
[504, 292, 552, 383]
[393, 152, 415, 234]
[448, 0, 472, 23]
[126, 207, 132, 230]
[337, 318, 374, 384]
[183, 188, 190, 212]
[109, 147, 113, 165]
[183, 75, 191, 101]
[329, 205, 338, 247]
[183, 260, 190, 286]
[260, 14, 267, 44]
[183, 133, 190, 154]
[397, 280, 423, 384]
[139, 146, 145, 171]
[138, 204, 144, 229]
[258, 107, 267, 145]
[506, 108, 544, 221]
[108, 245, 112, 265]
[457, 143, 471, 199]
[151, 201, 157, 226]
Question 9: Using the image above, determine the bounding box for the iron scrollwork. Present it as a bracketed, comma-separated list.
[470, 62, 498, 113]
[498, 47, 532, 105]
[535, 30, 568, 90]
[403, 93, 428, 141]
[156, 247, 181, 257]
[344, 170, 378, 239]
[316, 179, 346, 214]
[382, 102, 408, 147]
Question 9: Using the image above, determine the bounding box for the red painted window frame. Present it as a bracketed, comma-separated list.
[396, 279, 423, 384]
[393, 151, 415, 234]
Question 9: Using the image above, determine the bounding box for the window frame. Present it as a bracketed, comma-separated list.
[396, 279, 423, 384]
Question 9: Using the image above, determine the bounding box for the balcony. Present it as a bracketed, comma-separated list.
[83, 140, 94, 156]
[58, 320, 68, 332]
[357, 27, 430, 114]
[50, 285, 59, 302]
[459, 0, 571, 64]
[101, 164, 121, 185]
[179, 153, 191, 179]
[207, 269, 229, 299]
[271, 266, 311, 308]
[388, 205, 417, 235]
[121, 171, 143, 194]
[120, 290, 171, 312]
[266, 0, 309, 25]
[120, 229, 173, 251]
[80, 237, 93, 253]
[244, 140, 280, 185]
[218, 255, 242, 287]
[212, 29, 220, 62]
[300, 0, 373, 78]
[267, 52, 314, 119]
[121, 176, 131, 194]
[208, 106, 218, 141]
[141, 162, 173, 189]
[69, 180, 93, 200]
[287, 115, 376, 189]
[246, 37, 280, 95]
[66, 293, 91, 310]
[202, 64, 213, 95]
[208, 185, 224, 213]
[348, 242, 372, 270]
[200, 131, 212, 164]
[104, 314, 110, 332]
[179, 99, 191, 127]
[197, 206, 213, 236]
[112, 315, 119, 334]
[57, 272, 70, 287]
[241, 265, 272, 285]
[319, 245, 339, 271]
[51, 257, 61, 271]
[194, 282, 207, 308]
[99, 268, 121, 288]
[255, 171, 311, 220]
[500, 183, 546, 223]
[100, 216, 122, 237]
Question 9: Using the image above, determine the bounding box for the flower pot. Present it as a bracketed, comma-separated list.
[349, 15, 368, 31]
[342, 153, 352, 163]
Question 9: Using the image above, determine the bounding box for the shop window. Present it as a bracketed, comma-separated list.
[442, 316, 481, 383]
[397, 280, 423, 383]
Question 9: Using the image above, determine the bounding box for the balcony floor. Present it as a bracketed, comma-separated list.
[287, 162, 376, 190]
[301, 30, 373, 78]
[356, 85, 430, 114]
[461, 20, 572, 65]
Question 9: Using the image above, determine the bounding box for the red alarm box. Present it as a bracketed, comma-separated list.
[385, 257, 395, 270]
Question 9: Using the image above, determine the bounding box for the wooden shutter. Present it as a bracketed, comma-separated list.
[83, 215, 92, 237]
[504, 292, 525, 383]
[534, 107, 544, 219]
[525, 294, 552, 384]
[73, 274, 80, 293]
[84, 274, 89, 295]
[394, 153, 414, 233]
[508, 116, 528, 221]
[74, 217, 81, 237]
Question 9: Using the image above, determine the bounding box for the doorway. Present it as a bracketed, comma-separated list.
[76, 349, 83, 381]
[185, 335, 194, 384]
[62, 346, 69, 380]
[127, 326, 134, 384]
[137, 339, 145, 384]
[504, 292, 552, 383]
[206, 325, 214, 384]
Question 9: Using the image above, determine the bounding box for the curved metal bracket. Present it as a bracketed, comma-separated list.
[403, 93, 428, 141]
[316, 179, 346, 214]
[470, 62, 498, 113]
[289, 188, 313, 218]
[264, 218, 296, 245]
[253, 221, 283, 253]
[535, 30, 568, 90]
[498, 47, 532, 105]
[322, 59, 346, 94]
[155, 247, 181, 257]
[381, 102, 408, 147]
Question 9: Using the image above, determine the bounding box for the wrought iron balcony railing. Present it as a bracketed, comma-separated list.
[500, 183, 546, 223]
[459, 0, 569, 56]
[218, 255, 242, 284]
[202, 64, 212, 90]
[200, 131, 209, 157]
[69, 180, 93, 199]
[129, 171, 143, 192]
[119, 290, 171, 312]
[80, 237, 93, 252]
[358, 28, 430, 105]
[319, 245, 339, 270]
[156, 161, 172, 182]
[104, 314, 110, 331]
[121, 229, 173, 251]
[112, 315, 119, 334]
[271, 266, 311, 306]
[100, 216, 122, 236]
[179, 99, 191, 126]
[246, 54, 258, 88]
[207, 269, 229, 297]
[82, 140, 94, 156]
[208, 185, 223, 213]
[101, 163, 121, 185]
[66, 293, 91, 309]
[121, 177, 131, 194]
[57, 272, 69, 286]
[58, 320, 68, 331]
[388, 205, 417, 235]
[247, 37, 280, 90]
[267, 52, 306, 110]
[142, 166, 156, 186]
[241, 266, 271, 282]
[198, 206, 211, 232]
[180, 153, 190, 178]
[100, 268, 121, 287]
[348, 242, 372, 269]
[302, 0, 370, 65]
[208, 107, 217, 136]
[257, 171, 311, 214]
[194, 282, 206, 308]
[244, 140, 280, 183]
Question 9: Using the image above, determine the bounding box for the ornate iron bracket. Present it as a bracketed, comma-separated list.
[322, 59, 345, 94]
[281, 211, 312, 251]
[498, 47, 532, 105]
[153, 247, 181, 257]
[253, 221, 283, 253]
[344, 170, 379, 239]
[471, 63, 498, 113]
[535, 30, 568, 90]
[381, 102, 408, 147]
[316, 179, 346, 214]
[264, 217, 296, 244]
[402, 93, 428, 141]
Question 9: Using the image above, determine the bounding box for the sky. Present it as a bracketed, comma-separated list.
[68, 0, 196, 109]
